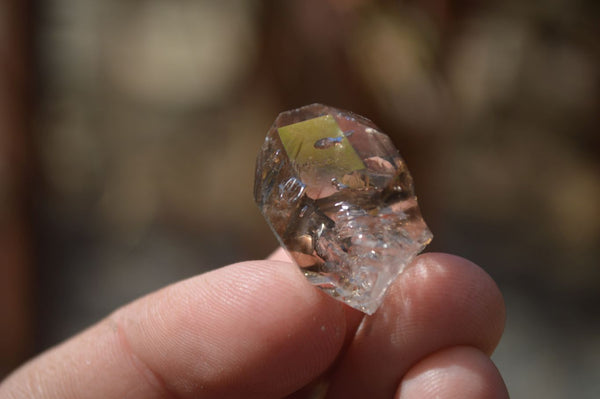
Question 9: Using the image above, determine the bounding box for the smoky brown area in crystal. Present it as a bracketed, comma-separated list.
[255, 104, 432, 314]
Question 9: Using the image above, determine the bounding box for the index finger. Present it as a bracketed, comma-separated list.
[326, 253, 506, 398]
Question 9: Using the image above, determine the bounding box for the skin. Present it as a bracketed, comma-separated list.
[0, 250, 508, 398]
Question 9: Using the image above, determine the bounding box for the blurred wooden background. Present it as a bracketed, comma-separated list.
[0, 0, 33, 376]
[1, 1, 599, 396]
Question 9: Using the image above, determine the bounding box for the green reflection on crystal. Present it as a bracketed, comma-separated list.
[277, 115, 365, 173]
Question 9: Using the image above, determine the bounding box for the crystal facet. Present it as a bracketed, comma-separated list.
[254, 104, 432, 314]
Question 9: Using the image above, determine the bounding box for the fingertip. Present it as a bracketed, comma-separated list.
[396, 346, 509, 399]
[371, 252, 507, 358]
[402, 252, 507, 354]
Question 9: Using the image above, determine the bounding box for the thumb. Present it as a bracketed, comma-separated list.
[1, 260, 350, 399]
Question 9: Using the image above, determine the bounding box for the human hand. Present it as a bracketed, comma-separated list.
[0, 250, 508, 398]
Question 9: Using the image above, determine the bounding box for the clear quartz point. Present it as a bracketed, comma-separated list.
[254, 104, 432, 314]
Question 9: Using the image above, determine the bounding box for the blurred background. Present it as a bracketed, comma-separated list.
[1, 0, 599, 396]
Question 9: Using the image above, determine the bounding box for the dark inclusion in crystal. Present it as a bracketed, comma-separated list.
[254, 104, 432, 314]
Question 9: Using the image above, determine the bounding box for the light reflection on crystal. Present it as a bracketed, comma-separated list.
[255, 104, 432, 314]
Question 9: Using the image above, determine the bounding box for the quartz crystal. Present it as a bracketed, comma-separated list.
[254, 104, 432, 314]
